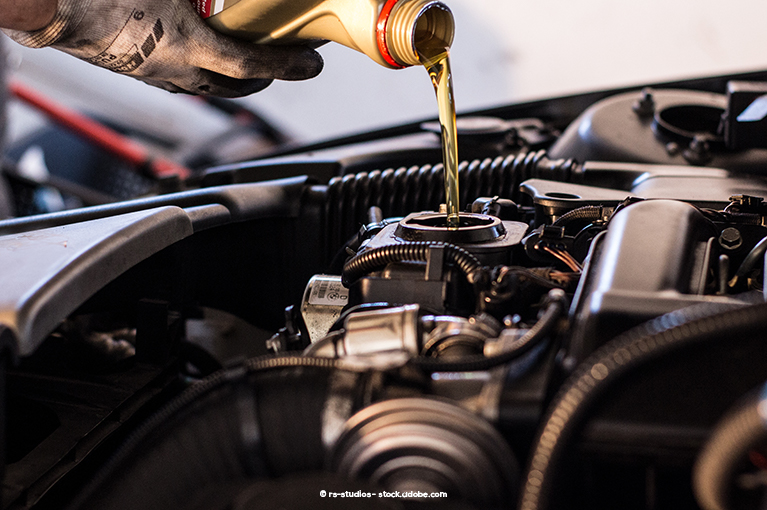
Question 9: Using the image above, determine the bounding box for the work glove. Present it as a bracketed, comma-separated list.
[3, 0, 324, 97]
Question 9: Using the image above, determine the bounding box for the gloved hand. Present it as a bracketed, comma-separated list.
[3, 0, 323, 96]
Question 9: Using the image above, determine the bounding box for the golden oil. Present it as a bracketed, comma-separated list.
[416, 31, 459, 229]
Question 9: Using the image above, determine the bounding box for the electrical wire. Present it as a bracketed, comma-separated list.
[342, 241, 482, 286]
[539, 245, 582, 272]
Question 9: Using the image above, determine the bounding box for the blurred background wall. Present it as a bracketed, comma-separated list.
[6, 0, 767, 146]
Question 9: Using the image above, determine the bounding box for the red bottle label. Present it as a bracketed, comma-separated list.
[189, 0, 227, 18]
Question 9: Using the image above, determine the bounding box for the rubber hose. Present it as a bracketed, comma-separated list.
[70, 355, 341, 510]
[342, 241, 482, 287]
[693, 383, 767, 510]
[409, 289, 566, 373]
[518, 300, 766, 510]
[733, 235, 767, 283]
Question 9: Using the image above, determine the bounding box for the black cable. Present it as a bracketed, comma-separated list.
[518, 300, 765, 510]
[328, 216, 401, 273]
[342, 241, 482, 287]
[732, 235, 767, 286]
[408, 289, 566, 373]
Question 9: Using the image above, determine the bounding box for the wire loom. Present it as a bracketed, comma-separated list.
[341, 241, 482, 286]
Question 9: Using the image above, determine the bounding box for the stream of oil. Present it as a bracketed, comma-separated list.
[416, 35, 459, 229]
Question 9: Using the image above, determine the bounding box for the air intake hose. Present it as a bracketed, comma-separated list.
[519, 300, 767, 510]
[693, 382, 767, 510]
[70, 355, 346, 510]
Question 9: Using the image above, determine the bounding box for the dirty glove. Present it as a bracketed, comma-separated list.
[3, 0, 323, 96]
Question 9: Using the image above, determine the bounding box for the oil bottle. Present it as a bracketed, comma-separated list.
[191, 0, 454, 69]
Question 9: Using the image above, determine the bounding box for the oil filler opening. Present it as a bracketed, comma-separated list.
[654, 104, 725, 143]
[395, 212, 505, 243]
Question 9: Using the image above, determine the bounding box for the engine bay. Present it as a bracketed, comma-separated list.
[2, 72, 767, 510]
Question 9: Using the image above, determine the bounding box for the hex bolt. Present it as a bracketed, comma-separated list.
[665, 142, 680, 156]
[683, 134, 713, 165]
[718, 227, 743, 250]
[632, 88, 655, 117]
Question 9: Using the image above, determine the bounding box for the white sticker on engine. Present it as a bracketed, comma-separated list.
[308, 278, 349, 306]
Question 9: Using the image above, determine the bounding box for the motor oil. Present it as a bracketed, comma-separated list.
[191, 0, 454, 69]
[416, 31, 458, 229]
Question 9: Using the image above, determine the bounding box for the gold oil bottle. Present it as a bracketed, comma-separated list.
[193, 0, 454, 69]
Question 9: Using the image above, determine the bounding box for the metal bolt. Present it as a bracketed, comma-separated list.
[718, 227, 743, 250]
[632, 88, 655, 117]
[665, 141, 680, 156]
[683, 134, 713, 165]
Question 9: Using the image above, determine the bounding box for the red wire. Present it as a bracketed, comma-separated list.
[8, 81, 190, 179]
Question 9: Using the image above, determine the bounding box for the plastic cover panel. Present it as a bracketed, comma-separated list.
[0, 206, 194, 356]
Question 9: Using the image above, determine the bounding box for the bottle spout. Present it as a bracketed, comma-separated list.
[378, 0, 455, 68]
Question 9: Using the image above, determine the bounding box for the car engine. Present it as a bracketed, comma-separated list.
[1, 71, 767, 510]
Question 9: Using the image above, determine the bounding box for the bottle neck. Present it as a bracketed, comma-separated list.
[376, 0, 454, 68]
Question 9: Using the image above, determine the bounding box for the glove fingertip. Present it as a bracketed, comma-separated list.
[282, 47, 324, 81]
